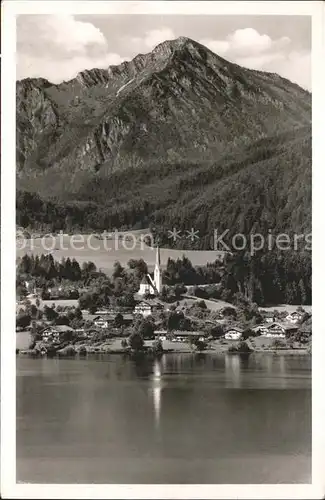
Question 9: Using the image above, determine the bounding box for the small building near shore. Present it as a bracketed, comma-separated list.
[41, 325, 75, 342]
[171, 331, 206, 342]
[154, 329, 168, 340]
[224, 327, 243, 340]
[252, 325, 269, 335]
[260, 322, 298, 338]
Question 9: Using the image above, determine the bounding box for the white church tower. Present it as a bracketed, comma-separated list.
[154, 246, 162, 294]
[137, 245, 162, 296]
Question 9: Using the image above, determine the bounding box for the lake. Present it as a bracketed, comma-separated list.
[17, 353, 311, 484]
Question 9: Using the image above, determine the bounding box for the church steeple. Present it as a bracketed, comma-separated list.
[154, 245, 162, 293]
[156, 245, 161, 267]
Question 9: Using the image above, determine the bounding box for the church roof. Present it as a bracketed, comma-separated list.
[140, 275, 150, 285]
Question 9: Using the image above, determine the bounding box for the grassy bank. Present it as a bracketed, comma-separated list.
[17, 334, 310, 357]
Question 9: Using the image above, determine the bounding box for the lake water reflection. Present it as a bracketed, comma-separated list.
[17, 353, 311, 484]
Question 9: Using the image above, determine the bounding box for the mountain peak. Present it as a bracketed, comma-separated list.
[167, 36, 195, 47]
[153, 36, 200, 54]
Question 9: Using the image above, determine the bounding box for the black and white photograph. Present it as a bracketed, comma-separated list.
[1, 1, 324, 498]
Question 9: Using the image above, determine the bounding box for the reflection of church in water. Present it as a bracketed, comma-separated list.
[138, 246, 162, 296]
[151, 357, 167, 428]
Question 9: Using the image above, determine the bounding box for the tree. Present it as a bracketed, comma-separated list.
[220, 306, 237, 319]
[116, 291, 135, 308]
[298, 279, 307, 305]
[71, 259, 82, 281]
[16, 283, 28, 299]
[19, 254, 32, 274]
[81, 261, 97, 281]
[127, 258, 148, 277]
[41, 288, 51, 300]
[152, 338, 163, 355]
[113, 261, 124, 279]
[79, 291, 100, 312]
[55, 315, 70, 326]
[167, 310, 184, 331]
[121, 338, 128, 349]
[194, 338, 207, 351]
[89, 304, 98, 315]
[174, 283, 186, 298]
[43, 305, 58, 321]
[228, 341, 253, 353]
[16, 313, 31, 329]
[271, 339, 286, 349]
[29, 304, 38, 319]
[242, 328, 254, 340]
[74, 307, 82, 320]
[114, 313, 124, 328]
[134, 318, 155, 339]
[128, 331, 144, 351]
[160, 286, 169, 302]
[205, 324, 225, 339]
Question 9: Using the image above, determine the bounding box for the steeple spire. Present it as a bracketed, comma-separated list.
[156, 245, 161, 267]
[154, 245, 162, 294]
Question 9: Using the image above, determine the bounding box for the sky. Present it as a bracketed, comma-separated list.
[16, 14, 311, 89]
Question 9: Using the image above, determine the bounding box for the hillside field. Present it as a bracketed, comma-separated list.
[16, 233, 224, 274]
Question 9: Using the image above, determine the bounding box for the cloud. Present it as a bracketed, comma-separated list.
[16, 15, 125, 83]
[16, 18, 310, 90]
[16, 17, 176, 83]
[144, 28, 175, 48]
[130, 27, 175, 53]
[200, 28, 310, 90]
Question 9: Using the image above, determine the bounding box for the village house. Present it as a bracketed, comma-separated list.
[285, 311, 304, 324]
[224, 327, 243, 340]
[260, 322, 298, 338]
[154, 329, 168, 340]
[92, 313, 133, 328]
[74, 328, 86, 338]
[134, 301, 153, 317]
[252, 325, 269, 336]
[41, 325, 75, 343]
[171, 331, 206, 342]
[46, 286, 79, 300]
[263, 311, 277, 323]
[93, 314, 116, 328]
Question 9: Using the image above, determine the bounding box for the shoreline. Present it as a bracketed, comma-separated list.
[16, 332, 310, 358]
[17, 347, 310, 358]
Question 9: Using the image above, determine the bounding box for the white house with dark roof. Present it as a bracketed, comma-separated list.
[134, 301, 153, 317]
[285, 311, 305, 324]
[260, 322, 298, 338]
[224, 327, 243, 340]
[41, 325, 74, 342]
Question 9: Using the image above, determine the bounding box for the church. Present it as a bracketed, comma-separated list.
[138, 246, 162, 296]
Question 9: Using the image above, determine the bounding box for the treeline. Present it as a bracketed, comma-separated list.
[220, 249, 311, 306]
[17, 253, 97, 282]
[163, 256, 222, 286]
[16, 190, 98, 233]
[16, 249, 311, 307]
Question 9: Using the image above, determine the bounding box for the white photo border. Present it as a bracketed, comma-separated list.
[1, 1, 324, 498]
